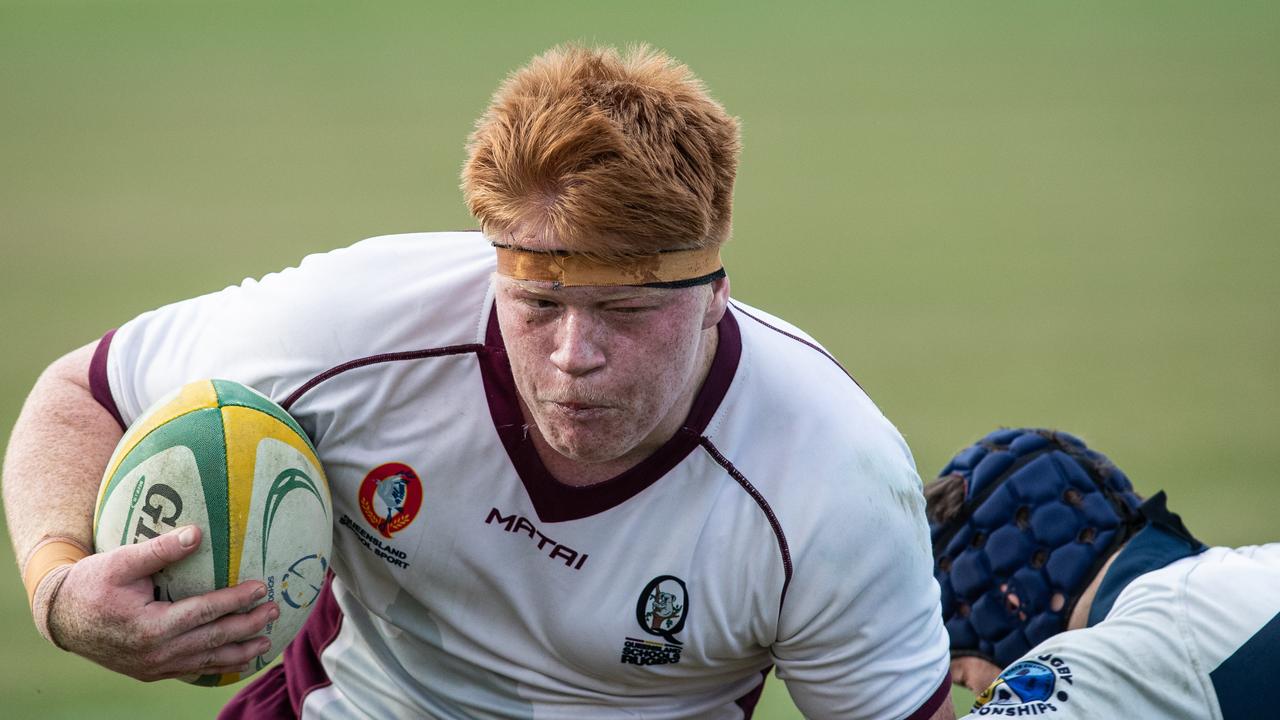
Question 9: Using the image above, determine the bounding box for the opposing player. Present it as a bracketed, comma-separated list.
[927, 427, 1279, 718]
[4, 45, 955, 718]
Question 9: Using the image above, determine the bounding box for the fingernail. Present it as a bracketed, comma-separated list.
[253, 584, 267, 600]
[258, 638, 272, 652]
[269, 606, 280, 621]
[178, 526, 198, 547]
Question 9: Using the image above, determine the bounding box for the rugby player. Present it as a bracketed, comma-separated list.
[6, 45, 955, 718]
[927, 427, 1279, 719]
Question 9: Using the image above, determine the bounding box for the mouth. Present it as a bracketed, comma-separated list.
[545, 399, 612, 418]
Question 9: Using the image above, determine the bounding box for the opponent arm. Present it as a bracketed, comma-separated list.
[3, 341, 275, 680]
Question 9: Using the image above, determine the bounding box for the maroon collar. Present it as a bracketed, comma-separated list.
[478, 305, 741, 523]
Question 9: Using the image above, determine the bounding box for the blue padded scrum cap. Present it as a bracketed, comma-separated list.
[928, 428, 1143, 668]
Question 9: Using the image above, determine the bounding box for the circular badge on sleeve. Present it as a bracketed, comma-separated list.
[357, 462, 423, 539]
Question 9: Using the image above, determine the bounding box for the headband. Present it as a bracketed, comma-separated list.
[929, 428, 1144, 668]
[493, 244, 725, 288]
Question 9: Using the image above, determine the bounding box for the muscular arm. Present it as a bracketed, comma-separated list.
[4, 342, 118, 565]
[3, 341, 275, 680]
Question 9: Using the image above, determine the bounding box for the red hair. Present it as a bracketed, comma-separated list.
[462, 44, 741, 261]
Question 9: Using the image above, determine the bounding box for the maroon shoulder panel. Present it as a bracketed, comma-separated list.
[219, 575, 344, 719]
[479, 306, 742, 523]
[89, 329, 126, 431]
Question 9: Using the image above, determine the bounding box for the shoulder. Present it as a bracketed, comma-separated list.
[728, 299, 864, 397]
[1109, 543, 1280, 631]
[710, 298, 931, 606]
[715, 300, 920, 534]
[1156, 543, 1280, 670]
[106, 231, 496, 417]
[125, 230, 493, 347]
[260, 230, 494, 314]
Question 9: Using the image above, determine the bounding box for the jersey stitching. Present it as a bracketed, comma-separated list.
[280, 344, 485, 410]
[728, 301, 863, 392]
[697, 437, 794, 610]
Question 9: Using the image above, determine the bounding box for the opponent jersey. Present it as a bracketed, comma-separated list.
[93, 232, 951, 720]
[963, 538, 1280, 719]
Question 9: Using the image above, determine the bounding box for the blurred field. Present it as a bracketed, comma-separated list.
[1, 1, 1277, 718]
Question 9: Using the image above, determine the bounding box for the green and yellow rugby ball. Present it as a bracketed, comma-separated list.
[93, 379, 332, 686]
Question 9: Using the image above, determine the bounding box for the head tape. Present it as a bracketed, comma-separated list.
[493, 244, 725, 288]
[929, 428, 1143, 668]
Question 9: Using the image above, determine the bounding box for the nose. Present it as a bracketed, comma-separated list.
[550, 310, 606, 376]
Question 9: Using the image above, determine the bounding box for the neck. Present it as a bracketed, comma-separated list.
[532, 325, 719, 487]
[1067, 546, 1122, 630]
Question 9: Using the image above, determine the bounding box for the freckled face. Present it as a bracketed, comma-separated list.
[495, 276, 719, 466]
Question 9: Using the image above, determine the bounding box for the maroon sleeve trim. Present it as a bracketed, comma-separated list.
[89, 329, 126, 431]
[904, 670, 953, 720]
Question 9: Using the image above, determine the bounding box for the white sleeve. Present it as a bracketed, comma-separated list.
[960, 580, 1213, 719]
[773, 433, 951, 720]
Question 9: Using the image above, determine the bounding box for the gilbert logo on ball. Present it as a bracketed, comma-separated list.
[92, 379, 332, 687]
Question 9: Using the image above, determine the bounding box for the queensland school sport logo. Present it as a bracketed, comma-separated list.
[974, 654, 1074, 716]
[620, 575, 688, 666]
[358, 462, 423, 539]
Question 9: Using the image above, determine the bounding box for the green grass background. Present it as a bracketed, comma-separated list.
[2, 1, 1277, 717]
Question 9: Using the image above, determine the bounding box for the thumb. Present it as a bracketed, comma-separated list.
[108, 525, 202, 583]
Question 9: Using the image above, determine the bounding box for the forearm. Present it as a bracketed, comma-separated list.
[3, 342, 122, 567]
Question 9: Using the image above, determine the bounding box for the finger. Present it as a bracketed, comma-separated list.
[108, 526, 202, 582]
[165, 601, 278, 660]
[174, 635, 273, 677]
[165, 580, 268, 630]
[202, 663, 255, 678]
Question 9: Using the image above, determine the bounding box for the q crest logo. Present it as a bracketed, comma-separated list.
[620, 575, 688, 666]
[357, 462, 423, 538]
[974, 653, 1075, 716]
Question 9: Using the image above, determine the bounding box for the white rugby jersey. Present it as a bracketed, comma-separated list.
[963, 541, 1280, 719]
[93, 232, 951, 719]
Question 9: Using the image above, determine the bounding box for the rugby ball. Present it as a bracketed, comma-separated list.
[93, 378, 332, 686]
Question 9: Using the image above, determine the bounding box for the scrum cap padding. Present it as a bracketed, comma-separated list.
[929, 428, 1143, 668]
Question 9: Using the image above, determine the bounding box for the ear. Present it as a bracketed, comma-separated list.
[701, 276, 731, 330]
